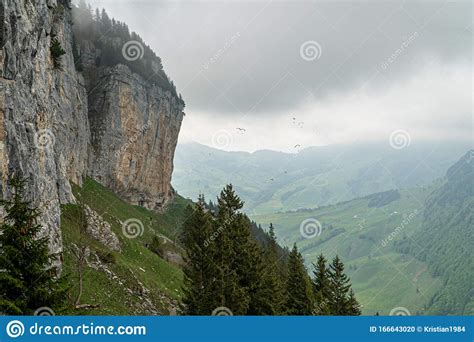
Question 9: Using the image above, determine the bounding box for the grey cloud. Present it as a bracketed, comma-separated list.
[85, 0, 471, 117]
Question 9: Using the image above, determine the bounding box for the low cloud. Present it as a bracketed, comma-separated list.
[84, 0, 472, 151]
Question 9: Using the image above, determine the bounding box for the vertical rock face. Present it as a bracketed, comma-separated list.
[87, 65, 184, 211]
[0, 0, 90, 263]
[0, 0, 184, 265]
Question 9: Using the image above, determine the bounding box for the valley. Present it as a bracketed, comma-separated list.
[251, 186, 441, 315]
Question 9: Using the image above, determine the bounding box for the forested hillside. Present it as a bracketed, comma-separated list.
[401, 150, 474, 314]
[72, 0, 183, 102]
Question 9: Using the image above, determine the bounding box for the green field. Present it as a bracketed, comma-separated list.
[60, 178, 191, 315]
[251, 186, 444, 315]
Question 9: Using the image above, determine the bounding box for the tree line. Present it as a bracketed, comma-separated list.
[181, 184, 361, 315]
[71, 1, 184, 104]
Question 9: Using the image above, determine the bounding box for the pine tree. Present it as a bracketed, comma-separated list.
[100, 9, 112, 31]
[0, 176, 66, 315]
[347, 289, 361, 315]
[327, 255, 354, 315]
[312, 254, 331, 315]
[214, 185, 250, 315]
[284, 244, 313, 315]
[248, 223, 285, 315]
[181, 198, 220, 315]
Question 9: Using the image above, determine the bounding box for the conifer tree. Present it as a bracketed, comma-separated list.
[0, 177, 66, 315]
[181, 198, 220, 315]
[312, 254, 331, 315]
[347, 289, 362, 315]
[249, 223, 285, 315]
[50, 38, 66, 69]
[214, 185, 251, 315]
[327, 255, 360, 315]
[284, 244, 313, 315]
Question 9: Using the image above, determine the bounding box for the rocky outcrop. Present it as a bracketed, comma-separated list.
[0, 0, 184, 267]
[87, 65, 183, 211]
[0, 0, 90, 264]
[84, 205, 121, 252]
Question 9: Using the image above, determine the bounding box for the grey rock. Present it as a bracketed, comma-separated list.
[87, 64, 183, 211]
[0, 1, 90, 269]
[84, 205, 121, 252]
[0, 1, 184, 270]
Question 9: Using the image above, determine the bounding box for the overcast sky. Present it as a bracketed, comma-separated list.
[84, 0, 472, 152]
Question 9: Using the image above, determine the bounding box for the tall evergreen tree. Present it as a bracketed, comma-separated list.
[0, 177, 66, 315]
[284, 244, 313, 315]
[249, 223, 285, 315]
[327, 255, 360, 315]
[214, 185, 251, 315]
[312, 254, 331, 315]
[181, 198, 220, 315]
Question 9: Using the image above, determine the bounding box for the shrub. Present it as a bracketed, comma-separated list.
[96, 249, 116, 264]
[50, 37, 66, 69]
[147, 235, 163, 257]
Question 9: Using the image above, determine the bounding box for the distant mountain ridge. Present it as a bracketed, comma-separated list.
[173, 141, 470, 215]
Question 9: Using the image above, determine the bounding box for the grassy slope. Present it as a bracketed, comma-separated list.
[251, 185, 444, 315]
[61, 178, 191, 315]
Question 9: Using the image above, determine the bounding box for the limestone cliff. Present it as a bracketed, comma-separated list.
[0, 0, 184, 265]
[86, 65, 184, 211]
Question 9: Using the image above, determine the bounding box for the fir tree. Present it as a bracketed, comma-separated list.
[284, 244, 313, 315]
[181, 198, 220, 315]
[327, 255, 360, 315]
[251, 223, 286, 315]
[214, 185, 250, 315]
[100, 9, 112, 31]
[0, 177, 66, 315]
[312, 254, 331, 315]
[347, 289, 362, 315]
